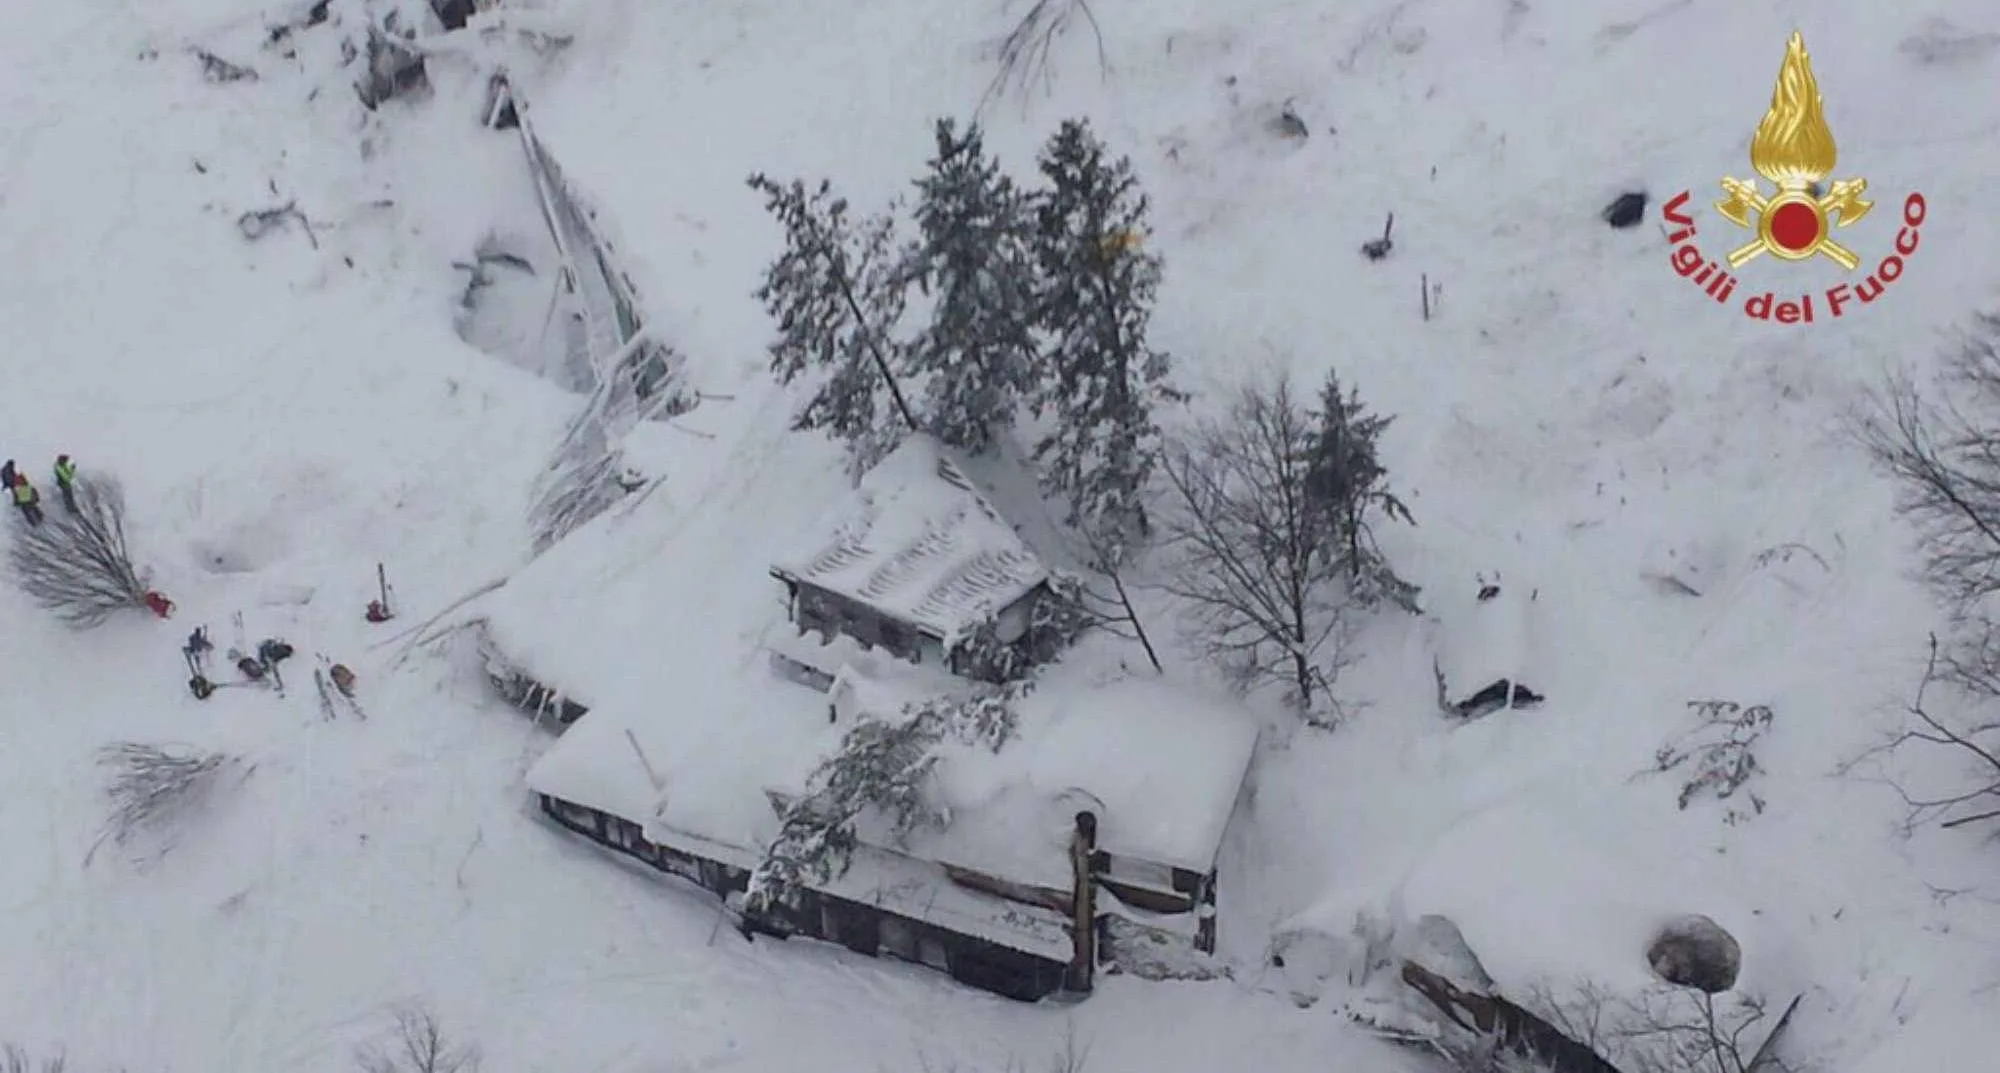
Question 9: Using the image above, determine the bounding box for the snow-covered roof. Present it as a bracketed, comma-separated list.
[769, 434, 1050, 642]
[491, 424, 1256, 957]
[912, 672, 1263, 884]
[524, 660, 1260, 904]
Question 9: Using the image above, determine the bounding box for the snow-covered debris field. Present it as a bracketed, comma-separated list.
[1, 0, 1999, 1070]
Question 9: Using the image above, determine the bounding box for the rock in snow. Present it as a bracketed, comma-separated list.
[1602, 190, 1648, 228]
[1646, 913, 1742, 993]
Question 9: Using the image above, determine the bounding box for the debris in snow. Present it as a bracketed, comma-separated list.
[1899, 17, 2000, 65]
[431, 0, 480, 32]
[1642, 571, 1702, 597]
[191, 48, 258, 83]
[1646, 914, 1741, 993]
[237, 201, 321, 250]
[1400, 959, 1622, 1073]
[366, 562, 396, 623]
[481, 71, 518, 129]
[86, 742, 251, 867]
[1268, 100, 1310, 140]
[1361, 211, 1394, 260]
[1602, 190, 1647, 228]
[354, 25, 429, 110]
[1101, 913, 1229, 981]
[316, 657, 367, 720]
[1434, 579, 1544, 719]
[1648, 700, 1773, 822]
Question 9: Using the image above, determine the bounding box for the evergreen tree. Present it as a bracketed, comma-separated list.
[905, 119, 1041, 452]
[1027, 119, 1183, 565]
[1303, 369, 1419, 611]
[748, 174, 919, 466]
[745, 683, 1027, 914]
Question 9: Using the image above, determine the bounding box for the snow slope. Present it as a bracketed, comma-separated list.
[3, 0, 1998, 1069]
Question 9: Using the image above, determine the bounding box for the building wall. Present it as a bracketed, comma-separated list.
[537, 793, 1069, 1002]
[791, 583, 931, 665]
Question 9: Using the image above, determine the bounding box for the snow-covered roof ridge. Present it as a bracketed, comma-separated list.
[771, 435, 1051, 641]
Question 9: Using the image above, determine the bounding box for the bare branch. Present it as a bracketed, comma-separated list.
[357, 1006, 479, 1073]
[8, 474, 150, 628]
[87, 742, 249, 867]
[1841, 634, 2000, 834]
[978, 0, 1110, 119]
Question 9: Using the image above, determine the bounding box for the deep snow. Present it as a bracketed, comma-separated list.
[3, 0, 1999, 1070]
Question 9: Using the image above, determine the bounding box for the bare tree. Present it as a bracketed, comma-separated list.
[357, 1007, 479, 1073]
[1841, 634, 2000, 833]
[87, 743, 248, 866]
[1856, 316, 2000, 677]
[0, 1045, 67, 1073]
[8, 474, 149, 628]
[978, 0, 1110, 117]
[1850, 317, 2000, 833]
[1158, 372, 1356, 720]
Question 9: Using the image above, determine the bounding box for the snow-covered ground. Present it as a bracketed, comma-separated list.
[3, 0, 1999, 1069]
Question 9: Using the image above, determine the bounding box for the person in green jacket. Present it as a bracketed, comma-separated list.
[11, 474, 42, 526]
[52, 454, 77, 514]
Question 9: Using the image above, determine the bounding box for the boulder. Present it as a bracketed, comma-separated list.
[1646, 914, 1741, 992]
[1603, 191, 1648, 229]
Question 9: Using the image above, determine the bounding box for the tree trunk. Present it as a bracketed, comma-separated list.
[1292, 650, 1314, 710]
[833, 264, 920, 434]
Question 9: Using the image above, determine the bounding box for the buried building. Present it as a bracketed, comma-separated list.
[766, 434, 1077, 687]
[523, 670, 1260, 1000]
[1433, 578, 1546, 720]
[478, 432, 1260, 1000]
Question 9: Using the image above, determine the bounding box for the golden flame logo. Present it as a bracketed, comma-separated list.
[1714, 31, 1873, 270]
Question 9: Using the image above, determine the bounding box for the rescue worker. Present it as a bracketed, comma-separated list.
[52, 454, 76, 513]
[11, 474, 42, 526]
[0, 459, 15, 491]
[183, 626, 214, 673]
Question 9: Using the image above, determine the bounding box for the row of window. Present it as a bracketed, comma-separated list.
[542, 796, 738, 893]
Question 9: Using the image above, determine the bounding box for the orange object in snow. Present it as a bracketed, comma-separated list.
[143, 590, 175, 618]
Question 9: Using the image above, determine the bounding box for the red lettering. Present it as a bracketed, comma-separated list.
[1879, 255, 1904, 282]
[1904, 193, 1927, 226]
[1662, 191, 1695, 227]
[1896, 227, 1919, 256]
[1825, 284, 1852, 317]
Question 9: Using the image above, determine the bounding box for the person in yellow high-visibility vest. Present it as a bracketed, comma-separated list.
[11, 474, 43, 527]
[52, 454, 77, 514]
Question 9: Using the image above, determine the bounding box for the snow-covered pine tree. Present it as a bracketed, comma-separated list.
[744, 681, 1030, 913]
[905, 118, 1041, 452]
[1303, 368, 1420, 611]
[746, 715, 945, 913]
[1027, 119, 1184, 565]
[748, 174, 920, 470]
